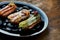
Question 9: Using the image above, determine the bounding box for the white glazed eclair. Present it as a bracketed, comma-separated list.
[8, 9, 30, 23]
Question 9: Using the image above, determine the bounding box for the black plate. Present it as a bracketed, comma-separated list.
[0, 1, 48, 37]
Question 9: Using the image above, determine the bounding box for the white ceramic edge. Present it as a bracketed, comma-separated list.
[0, 29, 20, 37]
[0, 1, 48, 37]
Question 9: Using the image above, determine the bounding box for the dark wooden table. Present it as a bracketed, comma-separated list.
[0, 0, 60, 40]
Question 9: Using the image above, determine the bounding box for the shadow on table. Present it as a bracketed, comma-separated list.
[0, 27, 49, 40]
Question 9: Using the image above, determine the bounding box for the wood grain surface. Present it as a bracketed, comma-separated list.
[0, 0, 60, 40]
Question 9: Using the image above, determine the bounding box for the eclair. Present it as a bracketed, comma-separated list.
[0, 2, 17, 17]
[8, 9, 30, 23]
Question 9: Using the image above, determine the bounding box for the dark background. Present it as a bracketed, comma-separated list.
[0, 0, 60, 40]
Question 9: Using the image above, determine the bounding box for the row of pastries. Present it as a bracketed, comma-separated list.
[0, 2, 41, 29]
